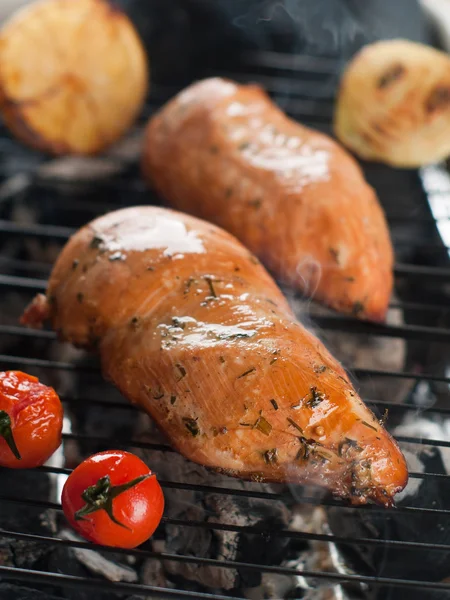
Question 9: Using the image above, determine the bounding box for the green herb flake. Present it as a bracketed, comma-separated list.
[151, 387, 164, 400]
[184, 277, 197, 294]
[217, 332, 251, 340]
[270, 399, 279, 410]
[183, 417, 200, 437]
[238, 141, 251, 151]
[287, 417, 303, 434]
[338, 437, 363, 457]
[204, 276, 217, 298]
[306, 387, 326, 408]
[210, 145, 219, 154]
[90, 235, 103, 249]
[329, 247, 339, 263]
[130, 316, 140, 330]
[175, 363, 187, 381]
[361, 420, 378, 432]
[170, 395, 177, 405]
[248, 255, 259, 265]
[254, 416, 272, 436]
[263, 448, 278, 465]
[380, 408, 389, 426]
[296, 437, 311, 461]
[314, 365, 327, 374]
[171, 317, 186, 329]
[296, 436, 324, 461]
[237, 367, 256, 379]
[249, 198, 262, 209]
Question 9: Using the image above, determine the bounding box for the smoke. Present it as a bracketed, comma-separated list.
[226, 0, 426, 58]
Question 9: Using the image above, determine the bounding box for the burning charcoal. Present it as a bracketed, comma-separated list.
[0, 583, 66, 600]
[141, 540, 170, 589]
[59, 530, 138, 583]
[327, 431, 450, 600]
[47, 547, 131, 600]
[208, 492, 291, 589]
[135, 415, 293, 593]
[0, 469, 55, 569]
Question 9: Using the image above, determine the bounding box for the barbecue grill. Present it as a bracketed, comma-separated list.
[1, 2, 450, 599]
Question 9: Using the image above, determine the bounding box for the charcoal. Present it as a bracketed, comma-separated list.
[46, 547, 127, 600]
[0, 583, 66, 600]
[327, 439, 450, 600]
[0, 469, 55, 568]
[135, 415, 293, 593]
[59, 530, 138, 583]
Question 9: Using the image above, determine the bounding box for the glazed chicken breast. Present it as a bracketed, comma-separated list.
[142, 77, 393, 322]
[22, 207, 407, 505]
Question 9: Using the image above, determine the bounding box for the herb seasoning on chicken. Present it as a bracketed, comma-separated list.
[142, 77, 393, 322]
[22, 207, 407, 505]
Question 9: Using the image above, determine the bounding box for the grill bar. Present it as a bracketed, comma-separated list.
[2, 353, 448, 386]
[1, 494, 450, 554]
[0, 527, 449, 594]
[56, 429, 450, 455]
[0, 565, 242, 600]
[4, 218, 450, 254]
[0, 45, 449, 600]
[30, 465, 450, 517]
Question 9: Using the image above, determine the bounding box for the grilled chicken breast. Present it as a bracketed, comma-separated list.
[22, 207, 407, 505]
[142, 77, 393, 322]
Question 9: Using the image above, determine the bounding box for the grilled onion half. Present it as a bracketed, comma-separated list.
[0, 0, 148, 155]
[334, 39, 450, 168]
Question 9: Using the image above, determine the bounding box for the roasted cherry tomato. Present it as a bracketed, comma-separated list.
[0, 371, 63, 468]
[62, 450, 164, 548]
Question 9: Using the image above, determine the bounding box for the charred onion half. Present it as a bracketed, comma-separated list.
[334, 39, 450, 167]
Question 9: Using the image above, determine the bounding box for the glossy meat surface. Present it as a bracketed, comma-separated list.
[142, 78, 393, 322]
[22, 207, 407, 505]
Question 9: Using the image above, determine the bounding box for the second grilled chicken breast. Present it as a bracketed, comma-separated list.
[142, 77, 393, 322]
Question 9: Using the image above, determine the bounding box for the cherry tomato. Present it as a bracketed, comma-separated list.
[61, 450, 164, 548]
[0, 371, 63, 468]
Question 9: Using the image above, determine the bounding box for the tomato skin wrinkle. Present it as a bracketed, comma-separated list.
[62, 450, 164, 549]
[0, 371, 63, 468]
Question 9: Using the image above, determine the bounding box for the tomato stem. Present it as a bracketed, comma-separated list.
[74, 473, 152, 529]
[0, 410, 21, 460]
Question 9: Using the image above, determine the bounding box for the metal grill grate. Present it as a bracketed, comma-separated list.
[0, 50, 450, 600]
